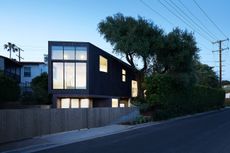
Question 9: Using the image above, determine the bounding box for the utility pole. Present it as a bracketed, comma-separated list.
[212, 38, 229, 86]
[15, 47, 24, 62]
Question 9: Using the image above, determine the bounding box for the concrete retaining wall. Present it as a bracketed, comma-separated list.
[0, 107, 139, 143]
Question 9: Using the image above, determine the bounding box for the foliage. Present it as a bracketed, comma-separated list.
[154, 28, 199, 73]
[194, 61, 219, 88]
[21, 72, 51, 105]
[222, 80, 230, 85]
[144, 74, 225, 120]
[98, 13, 164, 73]
[0, 71, 20, 102]
[4, 42, 18, 59]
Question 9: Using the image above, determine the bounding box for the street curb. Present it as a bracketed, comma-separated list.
[3, 107, 229, 153]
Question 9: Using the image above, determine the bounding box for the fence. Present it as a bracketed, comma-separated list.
[0, 107, 139, 143]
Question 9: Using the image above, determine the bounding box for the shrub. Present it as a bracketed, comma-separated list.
[144, 74, 225, 121]
[0, 72, 20, 102]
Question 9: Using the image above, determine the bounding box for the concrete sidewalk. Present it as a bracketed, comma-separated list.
[0, 124, 135, 153]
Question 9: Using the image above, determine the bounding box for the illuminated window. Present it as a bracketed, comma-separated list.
[122, 69, 126, 82]
[53, 62, 63, 89]
[61, 98, 70, 108]
[64, 46, 75, 60]
[99, 56, 108, 72]
[71, 99, 79, 108]
[52, 46, 63, 60]
[76, 63, 86, 89]
[80, 99, 90, 108]
[112, 99, 119, 108]
[76, 47, 87, 60]
[120, 103, 125, 107]
[131, 80, 138, 97]
[65, 63, 75, 89]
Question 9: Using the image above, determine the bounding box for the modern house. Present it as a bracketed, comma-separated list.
[48, 41, 138, 108]
[0, 55, 21, 82]
[20, 61, 48, 92]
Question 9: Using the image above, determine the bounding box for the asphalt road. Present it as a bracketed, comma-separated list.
[37, 109, 230, 153]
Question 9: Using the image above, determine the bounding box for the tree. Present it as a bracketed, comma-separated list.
[98, 13, 164, 97]
[155, 28, 199, 74]
[0, 71, 20, 103]
[31, 72, 50, 104]
[194, 61, 219, 88]
[4, 42, 18, 59]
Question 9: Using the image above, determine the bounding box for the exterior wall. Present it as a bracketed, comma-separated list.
[0, 57, 4, 71]
[48, 41, 137, 108]
[0, 108, 139, 143]
[20, 63, 48, 84]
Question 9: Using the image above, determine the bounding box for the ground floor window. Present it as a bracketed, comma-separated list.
[112, 99, 119, 108]
[58, 98, 91, 108]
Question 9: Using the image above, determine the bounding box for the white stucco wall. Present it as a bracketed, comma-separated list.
[20, 63, 48, 84]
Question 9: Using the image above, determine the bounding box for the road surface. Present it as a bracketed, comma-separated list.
[37, 109, 230, 153]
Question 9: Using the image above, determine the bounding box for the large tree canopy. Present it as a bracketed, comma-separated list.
[98, 13, 164, 73]
[155, 28, 199, 73]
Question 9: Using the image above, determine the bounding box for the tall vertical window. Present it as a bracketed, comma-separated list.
[24, 67, 31, 77]
[52, 46, 63, 59]
[131, 80, 138, 97]
[122, 69, 126, 82]
[76, 63, 86, 89]
[53, 63, 63, 89]
[99, 55, 108, 73]
[65, 63, 75, 89]
[64, 46, 75, 60]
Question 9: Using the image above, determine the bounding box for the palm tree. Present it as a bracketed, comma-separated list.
[4, 42, 18, 59]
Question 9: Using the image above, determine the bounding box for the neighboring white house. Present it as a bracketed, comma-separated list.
[20, 62, 48, 91]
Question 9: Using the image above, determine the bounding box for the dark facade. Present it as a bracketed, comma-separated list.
[48, 41, 138, 108]
[0, 55, 21, 82]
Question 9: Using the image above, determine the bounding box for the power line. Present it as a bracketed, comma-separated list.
[168, 0, 217, 41]
[158, 0, 212, 42]
[193, 0, 228, 38]
[139, 0, 174, 26]
[177, 0, 219, 40]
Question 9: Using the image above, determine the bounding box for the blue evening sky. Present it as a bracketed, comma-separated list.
[0, 0, 229, 80]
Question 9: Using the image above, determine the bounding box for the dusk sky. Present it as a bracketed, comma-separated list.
[0, 0, 229, 80]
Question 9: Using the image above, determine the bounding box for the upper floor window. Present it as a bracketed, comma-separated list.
[131, 80, 138, 97]
[51, 46, 87, 61]
[122, 69, 126, 82]
[24, 67, 31, 77]
[64, 46, 75, 60]
[76, 47, 87, 60]
[99, 55, 108, 73]
[52, 46, 63, 60]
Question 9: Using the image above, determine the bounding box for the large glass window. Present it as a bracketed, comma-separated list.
[64, 46, 75, 60]
[99, 55, 108, 72]
[53, 63, 64, 89]
[51, 45, 87, 90]
[131, 80, 138, 97]
[65, 63, 75, 89]
[76, 63, 86, 89]
[52, 46, 63, 60]
[76, 47, 87, 60]
[24, 67, 31, 77]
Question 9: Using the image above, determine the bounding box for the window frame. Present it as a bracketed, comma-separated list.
[99, 55, 108, 73]
[24, 66, 31, 77]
